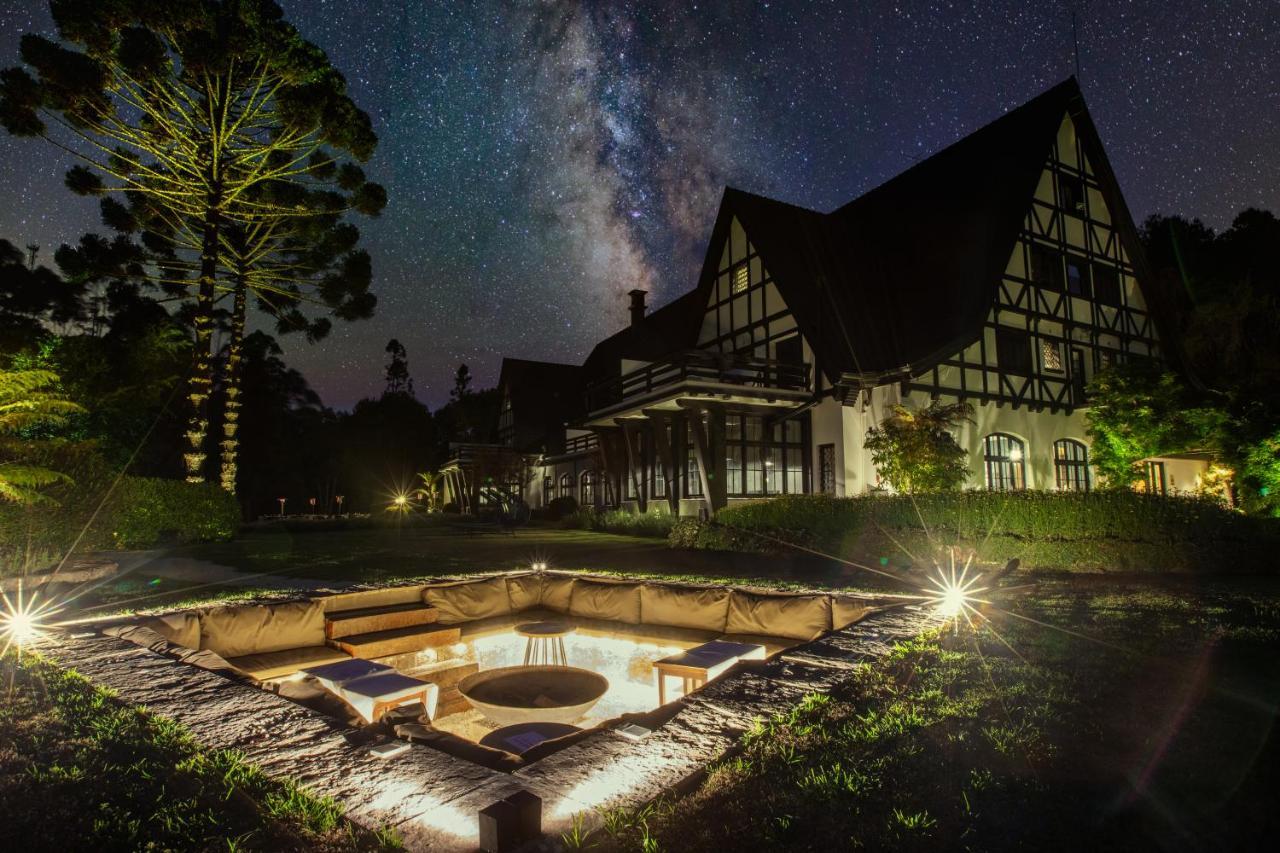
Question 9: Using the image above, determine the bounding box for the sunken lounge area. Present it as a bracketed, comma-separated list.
[52, 572, 927, 851]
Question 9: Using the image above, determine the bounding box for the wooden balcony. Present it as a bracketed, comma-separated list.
[585, 350, 811, 419]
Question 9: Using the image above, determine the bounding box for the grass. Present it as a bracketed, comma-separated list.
[0, 651, 403, 852]
[578, 578, 1280, 852]
[160, 522, 908, 593]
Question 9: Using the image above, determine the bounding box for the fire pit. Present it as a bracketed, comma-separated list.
[458, 665, 609, 727]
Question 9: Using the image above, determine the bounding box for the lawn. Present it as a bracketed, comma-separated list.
[574, 578, 1280, 852]
[0, 651, 402, 853]
[162, 521, 897, 591]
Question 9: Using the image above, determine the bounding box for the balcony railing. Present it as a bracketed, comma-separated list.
[560, 433, 599, 456]
[586, 350, 811, 413]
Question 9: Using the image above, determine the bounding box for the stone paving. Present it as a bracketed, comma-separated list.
[40, 604, 932, 852]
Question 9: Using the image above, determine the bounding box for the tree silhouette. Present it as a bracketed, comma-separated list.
[384, 339, 412, 397]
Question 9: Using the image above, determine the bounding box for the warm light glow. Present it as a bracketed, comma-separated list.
[1, 583, 59, 656]
[921, 551, 988, 630]
[1008, 447, 1023, 462]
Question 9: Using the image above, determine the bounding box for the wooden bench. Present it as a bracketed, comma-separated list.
[653, 640, 766, 704]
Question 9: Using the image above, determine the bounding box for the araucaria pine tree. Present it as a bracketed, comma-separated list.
[0, 0, 378, 484]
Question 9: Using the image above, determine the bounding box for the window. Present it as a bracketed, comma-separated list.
[1029, 244, 1064, 290]
[996, 328, 1031, 374]
[819, 444, 836, 494]
[1143, 460, 1167, 496]
[723, 413, 806, 497]
[1070, 348, 1088, 404]
[559, 473, 573, 499]
[543, 476, 552, 502]
[732, 263, 750, 294]
[685, 423, 703, 497]
[775, 335, 803, 365]
[983, 433, 1026, 491]
[1058, 173, 1086, 215]
[1040, 339, 1064, 373]
[580, 470, 597, 507]
[1054, 439, 1090, 491]
[1092, 263, 1121, 306]
[1066, 256, 1089, 296]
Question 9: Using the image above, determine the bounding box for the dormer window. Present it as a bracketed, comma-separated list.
[1058, 173, 1086, 215]
[733, 263, 749, 294]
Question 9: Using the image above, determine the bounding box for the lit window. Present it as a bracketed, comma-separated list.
[1054, 439, 1090, 491]
[1040, 340, 1063, 373]
[983, 433, 1026, 491]
[733, 263, 749, 294]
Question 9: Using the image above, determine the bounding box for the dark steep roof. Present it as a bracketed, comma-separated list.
[580, 288, 706, 386]
[697, 77, 1175, 383]
[497, 358, 584, 452]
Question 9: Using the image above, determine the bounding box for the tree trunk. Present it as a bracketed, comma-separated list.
[184, 204, 220, 484]
[220, 267, 247, 494]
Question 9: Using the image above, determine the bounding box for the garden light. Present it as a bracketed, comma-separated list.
[1, 583, 59, 656]
[921, 552, 988, 630]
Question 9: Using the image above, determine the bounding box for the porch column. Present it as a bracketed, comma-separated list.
[616, 418, 647, 513]
[644, 410, 680, 515]
[683, 403, 727, 515]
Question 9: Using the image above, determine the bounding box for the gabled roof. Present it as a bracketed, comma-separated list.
[580, 288, 705, 386]
[497, 357, 584, 451]
[696, 77, 1178, 383]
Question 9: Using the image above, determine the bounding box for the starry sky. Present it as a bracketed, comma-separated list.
[1, 1, 1277, 409]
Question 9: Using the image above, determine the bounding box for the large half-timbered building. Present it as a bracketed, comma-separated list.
[439, 78, 1204, 516]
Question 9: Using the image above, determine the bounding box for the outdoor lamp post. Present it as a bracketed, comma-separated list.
[277, 497, 286, 517]
[335, 495, 345, 516]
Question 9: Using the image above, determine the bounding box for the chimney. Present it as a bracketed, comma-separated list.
[628, 289, 647, 326]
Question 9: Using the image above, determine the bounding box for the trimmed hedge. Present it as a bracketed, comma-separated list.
[1, 474, 240, 575]
[563, 508, 675, 538]
[668, 493, 1280, 573]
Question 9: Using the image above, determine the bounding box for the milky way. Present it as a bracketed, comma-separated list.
[1, 0, 1277, 409]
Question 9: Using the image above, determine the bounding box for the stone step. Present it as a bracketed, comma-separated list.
[405, 660, 479, 691]
[324, 602, 438, 640]
[434, 686, 471, 718]
[328, 624, 461, 659]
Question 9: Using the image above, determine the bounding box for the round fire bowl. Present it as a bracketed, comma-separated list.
[458, 665, 608, 727]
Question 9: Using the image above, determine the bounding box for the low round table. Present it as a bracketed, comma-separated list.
[479, 721, 581, 754]
[515, 621, 574, 666]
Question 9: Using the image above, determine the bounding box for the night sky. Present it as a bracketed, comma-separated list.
[1, 1, 1277, 409]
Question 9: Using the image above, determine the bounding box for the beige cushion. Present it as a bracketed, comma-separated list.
[200, 600, 326, 658]
[424, 576, 512, 623]
[103, 624, 172, 653]
[569, 580, 641, 623]
[725, 591, 832, 641]
[228, 646, 351, 681]
[138, 611, 201, 649]
[640, 584, 730, 632]
[832, 596, 871, 630]
[173, 646, 255, 683]
[506, 574, 543, 612]
[540, 576, 575, 613]
[318, 585, 427, 612]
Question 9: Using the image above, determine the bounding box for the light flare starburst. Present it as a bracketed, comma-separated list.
[1, 582, 62, 656]
[921, 550, 989, 631]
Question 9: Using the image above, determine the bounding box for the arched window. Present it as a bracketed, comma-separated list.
[580, 470, 597, 507]
[983, 433, 1026, 491]
[1054, 439, 1090, 492]
[559, 473, 573, 499]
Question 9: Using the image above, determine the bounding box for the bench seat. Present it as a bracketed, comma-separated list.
[228, 645, 351, 681]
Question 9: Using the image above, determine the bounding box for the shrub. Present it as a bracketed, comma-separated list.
[546, 495, 578, 520]
[105, 478, 241, 549]
[1, 474, 239, 575]
[564, 508, 674, 538]
[670, 492, 1280, 573]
